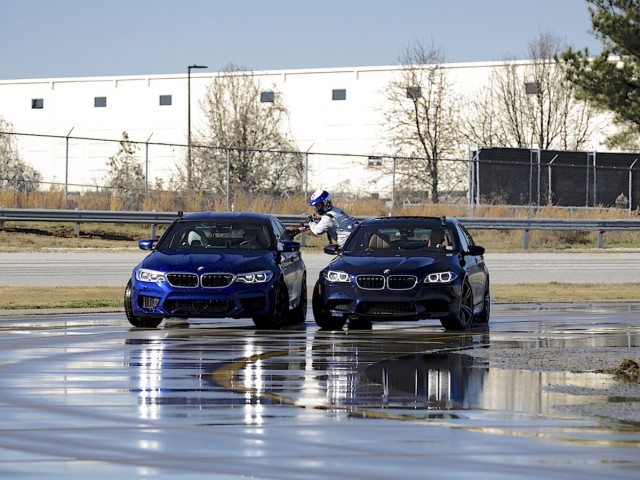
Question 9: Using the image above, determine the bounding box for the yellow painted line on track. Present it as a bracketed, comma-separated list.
[211, 331, 640, 449]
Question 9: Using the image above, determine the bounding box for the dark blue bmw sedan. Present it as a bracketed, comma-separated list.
[125, 212, 306, 329]
[312, 216, 489, 330]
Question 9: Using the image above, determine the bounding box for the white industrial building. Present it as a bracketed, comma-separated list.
[0, 61, 609, 197]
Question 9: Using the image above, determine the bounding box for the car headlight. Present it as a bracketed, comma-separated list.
[424, 271, 458, 284]
[135, 269, 167, 283]
[324, 270, 351, 283]
[236, 270, 273, 284]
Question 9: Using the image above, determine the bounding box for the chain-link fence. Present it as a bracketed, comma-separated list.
[472, 148, 640, 213]
[0, 131, 475, 211]
[2, 132, 640, 214]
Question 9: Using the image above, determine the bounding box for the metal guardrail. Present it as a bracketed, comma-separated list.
[1, 208, 639, 249]
[457, 216, 640, 248]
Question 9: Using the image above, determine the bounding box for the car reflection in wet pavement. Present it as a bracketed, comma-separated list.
[0, 303, 638, 479]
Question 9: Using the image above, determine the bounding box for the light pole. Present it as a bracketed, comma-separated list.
[187, 64, 208, 189]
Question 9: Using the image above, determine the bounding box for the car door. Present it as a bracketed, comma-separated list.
[271, 219, 303, 304]
[458, 225, 487, 310]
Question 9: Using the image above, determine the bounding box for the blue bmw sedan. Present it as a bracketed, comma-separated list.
[312, 216, 489, 330]
[125, 212, 306, 329]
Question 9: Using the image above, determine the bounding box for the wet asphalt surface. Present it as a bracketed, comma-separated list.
[0, 303, 639, 479]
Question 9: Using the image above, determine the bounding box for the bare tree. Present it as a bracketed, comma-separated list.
[462, 32, 598, 150]
[381, 42, 463, 203]
[185, 64, 303, 199]
[104, 131, 145, 210]
[0, 117, 41, 191]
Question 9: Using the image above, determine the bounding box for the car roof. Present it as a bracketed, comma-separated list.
[363, 216, 457, 227]
[178, 212, 275, 222]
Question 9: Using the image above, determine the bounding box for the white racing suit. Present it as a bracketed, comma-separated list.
[308, 206, 357, 247]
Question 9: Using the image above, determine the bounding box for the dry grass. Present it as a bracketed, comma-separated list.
[1, 190, 640, 250]
[2, 187, 639, 217]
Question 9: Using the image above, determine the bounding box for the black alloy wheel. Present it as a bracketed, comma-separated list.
[287, 275, 307, 324]
[312, 281, 347, 330]
[440, 280, 474, 330]
[253, 281, 289, 329]
[476, 282, 490, 324]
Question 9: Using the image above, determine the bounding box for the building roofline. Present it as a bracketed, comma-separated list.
[0, 58, 538, 85]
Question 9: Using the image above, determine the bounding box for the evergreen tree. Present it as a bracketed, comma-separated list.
[560, 0, 640, 141]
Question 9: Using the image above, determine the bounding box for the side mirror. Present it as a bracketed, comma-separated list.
[138, 239, 155, 250]
[323, 244, 340, 255]
[466, 245, 485, 256]
[278, 240, 300, 253]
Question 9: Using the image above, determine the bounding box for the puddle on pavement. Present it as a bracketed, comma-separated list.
[365, 352, 629, 418]
[122, 321, 640, 427]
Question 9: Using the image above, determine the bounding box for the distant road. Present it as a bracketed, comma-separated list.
[0, 251, 639, 287]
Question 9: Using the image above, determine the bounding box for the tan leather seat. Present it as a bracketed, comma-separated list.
[368, 233, 391, 250]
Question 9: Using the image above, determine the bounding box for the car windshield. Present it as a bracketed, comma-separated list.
[343, 222, 456, 254]
[156, 219, 273, 251]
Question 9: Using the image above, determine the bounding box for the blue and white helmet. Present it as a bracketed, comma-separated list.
[309, 189, 332, 213]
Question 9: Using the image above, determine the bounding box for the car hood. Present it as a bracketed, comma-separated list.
[328, 253, 452, 275]
[139, 251, 277, 274]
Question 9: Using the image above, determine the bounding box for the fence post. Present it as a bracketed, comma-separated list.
[226, 140, 235, 212]
[475, 151, 480, 206]
[528, 149, 534, 205]
[536, 148, 541, 206]
[145, 133, 153, 199]
[597, 230, 604, 248]
[391, 156, 396, 215]
[547, 155, 557, 205]
[630, 159, 638, 215]
[64, 127, 74, 209]
[523, 230, 529, 250]
[592, 151, 597, 207]
[468, 147, 478, 210]
[304, 144, 313, 200]
[73, 208, 80, 236]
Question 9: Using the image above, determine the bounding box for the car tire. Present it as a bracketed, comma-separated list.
[124, 279, 162, 328]
[253, 280, 289, 329]
[476, 281, 490, 324]
[440, 279, 474, 330]
[287, 275, 307, 324]
[312, 281, 346, 330]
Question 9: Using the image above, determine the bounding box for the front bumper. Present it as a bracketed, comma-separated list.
[313, 278, 462, 321]
[131, 278, 277, 319]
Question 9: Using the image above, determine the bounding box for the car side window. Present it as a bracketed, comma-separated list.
[458, 225, 475, 251]
[271, 219, 287, 242]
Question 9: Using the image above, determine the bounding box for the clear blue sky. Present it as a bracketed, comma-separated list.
[1, 0, 602, 80]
